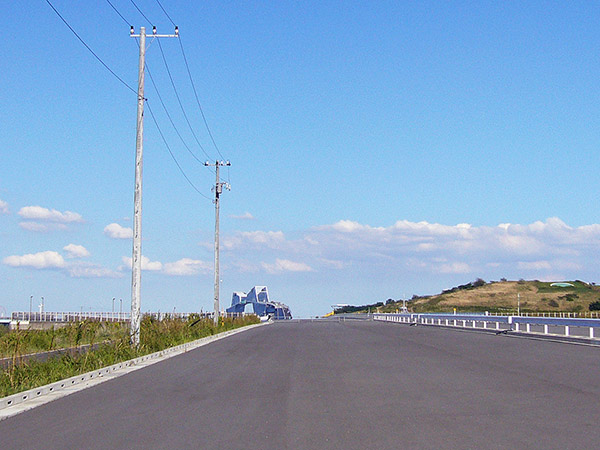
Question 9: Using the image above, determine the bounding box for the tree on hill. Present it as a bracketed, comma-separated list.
[473, 278, 486, 287]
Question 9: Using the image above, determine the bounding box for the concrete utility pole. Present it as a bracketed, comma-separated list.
[129, 26, 178, 346]
[205, 161, 231, 325]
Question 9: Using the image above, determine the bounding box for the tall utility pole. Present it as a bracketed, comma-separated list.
[204, 161, 231, 325]
[129, 26, 178, 346]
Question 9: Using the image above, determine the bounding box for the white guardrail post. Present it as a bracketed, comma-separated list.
[372, 313, 600, 342]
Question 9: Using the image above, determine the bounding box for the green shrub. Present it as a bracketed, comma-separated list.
[589, 301, 600, 311]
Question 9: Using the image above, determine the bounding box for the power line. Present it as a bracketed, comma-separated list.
[146, 63, 208, 163]
[105, 0, 131, 26]
[130, 0, 154, 26]
[126, 0, 219, 165]
[155, 0, 176, 26]
[153, 0, 227, 161]
[178, 37, 227, 161]
[146, 101, 211, 201]
[157, 38, 215, 162]
[44, 0, 137, 95]
[112, 3, 213, 165]
[48, 0, 213, 200]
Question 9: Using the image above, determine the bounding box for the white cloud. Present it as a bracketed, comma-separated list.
[327, 220, 379, 233]
[518, 261, 552, 270]
[221, 217, 600, 281]
[18, 206, 83, 223]
[0, 199, 8, 214]
[104, 223, 133, 239]
[261, 258, 314, 274]
[121, 256, 163, 271]
[66, 263, 122, 278]
[163, 258, 211, 276]
[223, 230, 286, 250]
[3, 250, 121, 279]
[3, 251, 66, 269]
[230, 212, 255, 220]
[439, 262, 471, 274]
[230, 260, 260, 273]
[19, 222, 68, 232]
[319, 258, 349, 270]
[63, 244, 90, 258]
[120, 255, 211, 276]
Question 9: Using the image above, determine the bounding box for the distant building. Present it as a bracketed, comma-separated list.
[226, 286, 292, 320]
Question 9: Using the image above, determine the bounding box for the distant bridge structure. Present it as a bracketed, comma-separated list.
[226, 286, 292, 320]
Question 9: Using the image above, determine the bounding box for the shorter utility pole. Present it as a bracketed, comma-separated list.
[205, 160, 231, 325]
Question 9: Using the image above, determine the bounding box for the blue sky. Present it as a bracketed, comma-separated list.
[1, 1, 600, 318]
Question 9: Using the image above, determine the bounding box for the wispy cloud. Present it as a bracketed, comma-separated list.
[18, 206, 83, 223]
[261, 258, 313, 274]
[230, 212, 255, 220]
[223, 231, 286, 250]
[66, 263, 121, 278]
[19, 222, 68, 232]
[121, 256, 163, 271]
[120, 256, 212, 276]
[163, 258, 212, 276]
[104, 223, 133, 239]
[0, 199, 8, 214]
[220, 217, 600, 280]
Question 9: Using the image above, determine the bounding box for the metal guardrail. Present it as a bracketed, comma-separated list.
[487, 311, 600, 318]
[333, 313, 373, 321]
[11, 311, 130, 323]
[10, 311, 246, 323]
[373, 313, 600, 340]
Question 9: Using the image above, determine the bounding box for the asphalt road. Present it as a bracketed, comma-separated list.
[1, 320, 598, 449]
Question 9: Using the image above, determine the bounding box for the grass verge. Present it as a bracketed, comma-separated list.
[0, 321, 127, 359]
[0, 314, 259, 398]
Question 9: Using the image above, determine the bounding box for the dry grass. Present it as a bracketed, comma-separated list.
[397, 280, 600, 313]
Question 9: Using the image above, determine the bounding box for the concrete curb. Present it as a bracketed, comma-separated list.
[0, 322, 267, 420]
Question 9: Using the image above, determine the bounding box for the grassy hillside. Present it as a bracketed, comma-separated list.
[358, 280, 600, 314]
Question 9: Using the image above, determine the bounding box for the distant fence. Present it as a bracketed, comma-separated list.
[373, 313, 600, 341]
[487, 311, 600, 318]
[10, 311, 246, 323]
